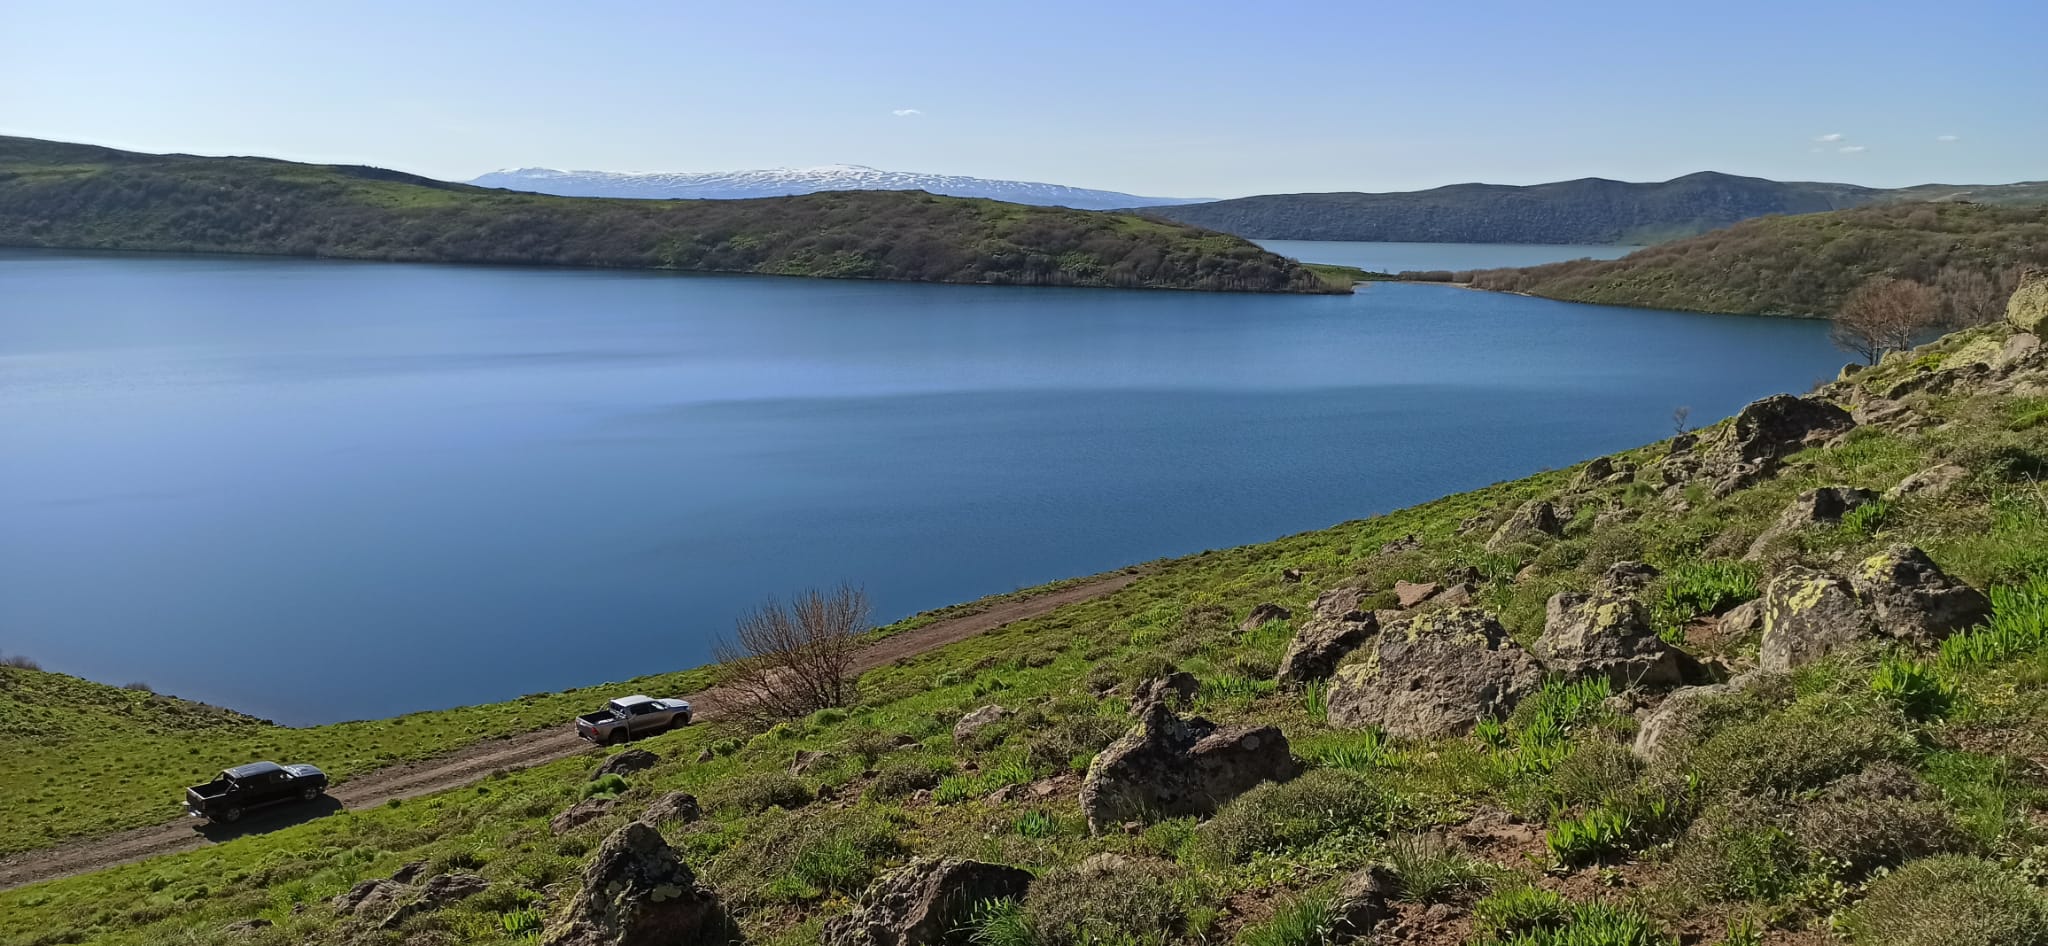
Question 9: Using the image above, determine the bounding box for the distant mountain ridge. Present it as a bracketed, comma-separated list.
[1133, 171, 2048, 244]
[471, 165, 1206, 211]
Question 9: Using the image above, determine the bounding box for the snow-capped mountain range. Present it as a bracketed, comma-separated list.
[467, 165, 1205, 211]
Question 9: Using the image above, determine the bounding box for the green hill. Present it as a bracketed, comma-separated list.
[0, 136, 1339, 293]
[1138, 171, 2048, 244]
[3, 310, 2046, 946]
[1459, 201, 2048, 317]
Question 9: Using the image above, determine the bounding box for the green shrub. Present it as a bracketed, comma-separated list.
[1544, 742, 1642, 809]
[1014, 810, 1062, 839]
[1385, 833, 1496, 902]
[1940, 575, 2048, 668]
[1194, 770, 1397, 865]
[1312, 728, 1397, 772]
[1472, 885, 1570, 936]
[1839, 855, 2048, 946]
[1838, 500, 1891, 539]
[1687, 701, 1913, 797]
[579, 774, 627, 800]
[969, 897, 1036, 946]
[1870, 655, 1953, 720]
[1793, 792, 1967, 878]
[708, 805, 906, 905]
[1669, 802, 1810, 903]
[1471, 899, 1676, 946]
[1235, 894, 1335, 946]
[1023, 713, 1127, 772]
[1301, 679, 1330, 721]
[1022, 856, 1186, 946]
[711, 737, 743, 757]
[716, 772, 813, 813]
[1651, 561, 1760, 637]
[1546, 805, 1632, 868]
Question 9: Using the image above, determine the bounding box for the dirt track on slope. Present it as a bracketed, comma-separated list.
[0, 572, 1138, 892]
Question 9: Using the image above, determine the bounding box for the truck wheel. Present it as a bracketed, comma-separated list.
[608, 730, 627, 746]
[218, 807, 243, 823]
[300, 786, 320, 801]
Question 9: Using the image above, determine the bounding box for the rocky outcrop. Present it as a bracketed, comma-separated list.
[1079, 701, 1300, 834]
[1239, 602, 1292, 632]
[1571, 455, 1633, 490]
[1662, 395, 1855, 497]
[643, 792, 701, 825]
[1326, 608, 1544, 738]
[593, 749, 660, 780]
[1486, 499, 1564, 551]
[790, 750, 833, 776]
[2008, 268, 2048, 336]
[334, 879, 411, 917]
[1758, 548, 1988, 672]
[1995, 332, 2042, 372]
[1311, 586, 1369, 622]
[1275, 609, 1380, 687]
[953, 705, 1011, 743]
[1887, 463, 1969, 502]
[552, 797, 619, 835]
[820, 858, 1033, 946]
[1744, 486, 1879, 560]
[543, 821, 728, 946]
[1533, 561, 1696, 688]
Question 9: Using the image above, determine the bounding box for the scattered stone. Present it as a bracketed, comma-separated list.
[1664, 395, 1855, 497]
[1852, 545, 1991, 646]
[1886, 463, 1970, 502]
[1129, 671, 1200, 711]
[1667, 432, 1698, 456]
[1079, 701, 1300, 834]
[551, 797, 618, 835]
[1275, 610, 1381, 687]
[1744, 486, 1879, 560]
[1533, 561, 1698, 688]
[820, 858, 1033, 946]
[333, 879, 411, 918]
[1280, 568, 1305, 584]
[1326, 608, 1544, 739]
[389, 860, 429, 884]
[1433, 583, 1479, 608]
[1717, 599, 1765, 639]
[542, 821, 728, 946]
[1486, 499, 1564, 551]
[1311, 586, 1369, 622]
[1238, 602, 1292, 633]
[1570, 456, 1617, 489]
[380, 873, 490, 929]
[1330, 865, 1396, 938]
[953, 705, 1012, 743]
[1884, 363, 1989, 400]
[1456, 514, 1490, 535]
[983, 785, 1017, 804]
[790, 750, 832, 776]
[222, 918, 272, 935]
[593, 749, 660, 780]
[1393, 581, 1441, 608]
[643, 791, 701, 825]
[1441, 565, 1483, 586]
[1379, 534, 1421, 554]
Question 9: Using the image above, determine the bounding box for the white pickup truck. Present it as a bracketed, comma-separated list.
[575, 694, 692, 744]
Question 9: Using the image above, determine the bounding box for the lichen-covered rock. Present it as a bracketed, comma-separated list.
[1533, 561, 1697, 687]
[1486, 499, 1564, 551]
[952, 705, 1011, 743]
[819, 858, 1032, 946]
[643, 792, 701, 825]
[552, 797, 619, 835]
[1717, 599, 1764, 639]
[1886, 463, 1969, 502]
[1325, 608, 1544, 738]
[1275, 610, 1380, 687]
[593, 749, 660, 780]
[1238, 602, 1292, 632]
[1851, 545, 1991, 646]
[1759, 567, 1878, 672]
[2008, 268, 2048, 335]
[1744, 486, 1879, 560]
[543, 821, 728, 946]
[1079, 701, 1300, 834]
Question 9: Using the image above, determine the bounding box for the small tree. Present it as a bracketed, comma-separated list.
[714, 584, 869, 726]
[1831, 277, 1940, 365]
[1672, 406, 1693, 435]
[1933, 266, 2009, 327]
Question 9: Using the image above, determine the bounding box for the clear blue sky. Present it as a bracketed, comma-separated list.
[3, 0, 2041, 197]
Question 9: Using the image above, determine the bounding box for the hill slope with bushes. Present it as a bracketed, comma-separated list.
[0, 136, 1337, 293]
[1460, 201, 2048, 317]
[4, 314, 2048, 945]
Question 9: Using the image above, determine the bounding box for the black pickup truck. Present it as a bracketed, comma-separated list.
[185, 761, 328, 823]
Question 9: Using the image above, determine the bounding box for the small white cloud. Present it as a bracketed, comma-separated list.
[891, 108, 923, 118]
[1936, 134, 1959, 142]
[1815, 133, 1844, 143]
[1839, 145, 1867, 154]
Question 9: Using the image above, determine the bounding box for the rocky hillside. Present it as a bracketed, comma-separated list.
[1460, 201, 2048, 317]
[4, 310, 2048, 945]
[1137, 171, 2048, 245]
[0, 136, 1337, 293]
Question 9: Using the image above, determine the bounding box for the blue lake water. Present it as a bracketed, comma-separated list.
[1257, 240, 1639, 273]
[0, 248, 1843, 724]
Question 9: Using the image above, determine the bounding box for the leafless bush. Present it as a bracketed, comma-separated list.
[122, 681, 154, 693]
[1672, 406, 1693, 434]
[1831, 277, 1941, 365]
[1933, 266, 2013, 327]
[0, 653, 40, 670]
[714, 584, 869, 726]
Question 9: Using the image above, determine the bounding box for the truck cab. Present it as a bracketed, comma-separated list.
[185, 761, 328, 823]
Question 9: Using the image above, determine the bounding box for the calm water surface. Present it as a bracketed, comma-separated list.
[0, 249, 1841, 723]
[1258, 240, 1639, 272]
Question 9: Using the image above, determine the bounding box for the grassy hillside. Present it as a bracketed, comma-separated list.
[1461, 201, 2048, 317]
[3, 316, 2046, 946]
[0, 136, 1340, 293]
[1139, 171, 2048, 244]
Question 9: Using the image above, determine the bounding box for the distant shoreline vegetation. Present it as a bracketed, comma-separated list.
[0, 135, 1345, 294]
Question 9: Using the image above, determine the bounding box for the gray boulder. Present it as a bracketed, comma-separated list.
[1744, 486, 1879, 560]
[819, 858, 1033, 946]
[643, 791, 701, 825]
[2009, 270, 2048, 335]
[593, 749, 660, 780]
[1311, 586, 1369, 622]
[1330, 864, 1395, 937]
[1393, 580, 1441, 608]
[1486, 499, 1564, 551]
[1663, 395, 1855, 497]
[1239, 602, 1292, 633]
[1852, 545, 1991, 646]
[952, 705, 1011, 743]
[552, 797, 619, 835]
[543, 821, 728, 946]
[1275, 610, 1380, 687]
[1533, 561, 1696, 688]
[1759, 548, 1990, 672]
[1379, 534, 1422, 554]
[1326, 608, 1544, 739]
[1886, 463, 1969, 502]
[1079, 701, 1300, 834]
[1758, 568, 1879, 673]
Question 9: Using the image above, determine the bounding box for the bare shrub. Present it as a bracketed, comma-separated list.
[122, 681, 154, 693]
[1934, 266, 2011, 327]
[715, 584, 869, 726]
[0, 654, 40, 670]
[1831, 277, 1941, 365]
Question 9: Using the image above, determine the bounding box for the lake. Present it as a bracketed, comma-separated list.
[0, 248, 1843, 724]
[1256, 240, 1638, 273]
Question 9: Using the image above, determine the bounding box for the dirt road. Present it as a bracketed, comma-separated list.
[0, 572, 1136, 892]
